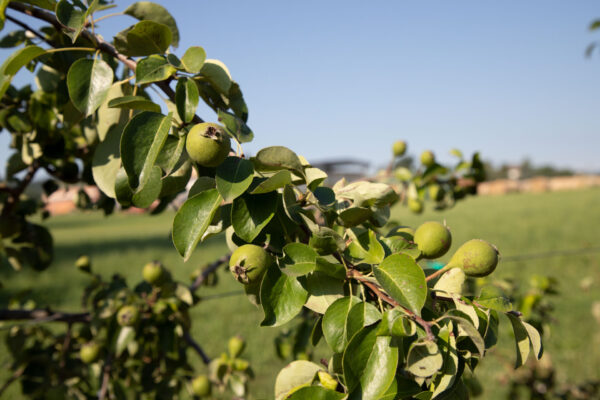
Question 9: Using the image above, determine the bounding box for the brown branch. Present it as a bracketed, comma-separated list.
[0, 365, 26, 397]
[189, 253, 231, 292]
[98, 355, 112, 400]
[4, 13, 57, 47]
[346, 268, 435, 341]
[7, 2, 205, 124]
[183, 331, 211, 365]
[1, 163, 39, 217]
[0, 308, 91, 323]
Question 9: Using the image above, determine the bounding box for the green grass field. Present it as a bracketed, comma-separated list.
[1, 188, 599, 399]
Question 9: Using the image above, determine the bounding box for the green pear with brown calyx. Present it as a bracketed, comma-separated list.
[229, 244, 272, 285]
[446, 239, 499, 277]
[185, 122, 231, 168]
[413, 221, 452, 259]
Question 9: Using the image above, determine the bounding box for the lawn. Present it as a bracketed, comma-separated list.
[1, 187, 599, 399]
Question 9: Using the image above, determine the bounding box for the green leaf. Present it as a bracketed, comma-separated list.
[120, 111, 172, 189]
[15, 0, 56, 11]
[97, 83, 129, 141]
[124, 1, 180, 47]
[115, 20, 172, 57]
[346, 301, 382, 342]
[181, 46, 206, 73]
[0, 0, 10, 31]
[379, 376, 422, 400]
[200, 59, 232, 94]
[406, 339, 443, 378]
[377, 308, 416, 337]
[343, 325, 399, 400]
[92, 125, 122, 198]
[433, 268, 466, 295]
[0, 30, 27, 48]
[506, 313, 530, 368]
[215, 156, 254, 201]
[67, 57, 113, 116]
[115, 326, 135, 357]
[274, 360, 323, 400]
[254, 146, 304, 177]
[286, 387, 345, 400]
[476, 285, 513, 312]
[218, 109, 254, 143]
[55, 0, 86, 42]
[114, 168, 133, 206]
[250, 170, 292, 194]
[175, 283, 193, 305]
[172, 189, 222, 261]
[374, 253, 427, 315]
[175, 77, 199, 123]
[338, 207, 372, 227]
[0, 45, 46, 97]
[305, 167, 328, 190]
[260, 264, 308, 327]
[280, 242, 317, 277]
[347, 229, 385, 264]
[107, 95, 161, 113]
[439, 314, 485, 357]
[335, 181, 398, 208]
[231, 192, 278, 242]
[523, 320, 543, 360]
[322, 296, 361, 353]
[431, 324, 459, 398]
[136, 54, 176, 84]
[131, 165, 162, 207]
[304, 272, 345, 314]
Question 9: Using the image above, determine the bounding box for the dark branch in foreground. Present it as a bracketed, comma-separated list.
[183, 331, 211, 365]
[190, 253, 231, 292]
[0, 308, 91, 323]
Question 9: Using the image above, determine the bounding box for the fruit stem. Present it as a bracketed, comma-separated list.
[424, 265, 451, 282]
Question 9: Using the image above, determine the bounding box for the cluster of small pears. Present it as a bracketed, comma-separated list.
[410, 221, 500, 279]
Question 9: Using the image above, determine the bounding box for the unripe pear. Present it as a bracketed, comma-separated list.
[80, 342, 101, 364]
[428, 184, 444, 201]
[407, 198, 423, 214]
[191, 375, 211, 397]
[447, 239, 499, 277]
[420, 150, 435, 167]
[228, 336, 246, 358]
[413, 221, 452, 259]
[185, 122, 231, 168]
[318, 371, 338, 391]
[142, 260, 166, 285]
[116, 305, 139, 327]
[229, 244, 272, 285]
[75, 255, 91, 273]
[392, 140, 407, 157]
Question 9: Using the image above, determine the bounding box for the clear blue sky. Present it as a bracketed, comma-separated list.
[2, 0, 600, 172]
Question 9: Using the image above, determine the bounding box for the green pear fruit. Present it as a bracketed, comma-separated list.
[392, 140, 407, 157]
[191, 375, 211, 397]
[318, 371, 338, 391]
[428, 184, 444, 201]
[142, 260, 165, 285]
[447, 239, 499, 277]
[80, 342, 101, 364]
[414, 221, 452, 259]
[228, 336, 246, 358]
[407, 198, 423, 214]
[116, 305, 139, 327]
[420, 150, 435, 167]
[229, 244, 272, 285]
[75, 255, 91, 273]
[185, 122, 231, 167]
